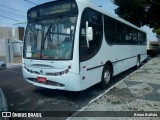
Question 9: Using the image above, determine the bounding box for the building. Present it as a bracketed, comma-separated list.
[0, 26, 13, 39]
[0, 39, 6, 58]
[12, 38, 23, 56]
[15, 27, 25, 41]
[0, 26, 24, 62]
[0, 26, 25, 41]
[0, 26, 13, 61]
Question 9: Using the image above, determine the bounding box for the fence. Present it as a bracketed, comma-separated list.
[0, 38, 22, 63]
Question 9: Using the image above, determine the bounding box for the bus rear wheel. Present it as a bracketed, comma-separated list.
[100, 65, 112, 89]
[136, 57, 140, 69]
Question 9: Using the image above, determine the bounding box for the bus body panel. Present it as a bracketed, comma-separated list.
[22, 60, 85, 91]
[79, 40, 147, 89]
[77, 1, 147, 90]
[22, 0, 147, 91]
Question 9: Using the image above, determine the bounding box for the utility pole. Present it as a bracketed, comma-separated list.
[6, 30, 13, 63]
[0, 32, 2, 39]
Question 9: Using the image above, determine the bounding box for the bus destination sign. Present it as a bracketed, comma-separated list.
[28, 1, 78, 20]
[39, 3, 75, 16]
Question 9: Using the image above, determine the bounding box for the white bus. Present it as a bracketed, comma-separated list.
[23, 0, 147, 91]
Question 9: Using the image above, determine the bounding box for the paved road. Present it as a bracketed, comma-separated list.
[0, 61, 148, 120]
[70, 56, 160, 120]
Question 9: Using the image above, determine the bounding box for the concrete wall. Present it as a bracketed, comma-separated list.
[0, 39, 6, 56]
[0, 27, 12, 39]
[15, 27, 25, 41]
[12, 39, 23, 56]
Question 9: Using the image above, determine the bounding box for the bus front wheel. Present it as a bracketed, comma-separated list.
[100, 65, 112, 89]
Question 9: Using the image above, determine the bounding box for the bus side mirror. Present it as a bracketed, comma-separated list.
[86, 21, 93, 48]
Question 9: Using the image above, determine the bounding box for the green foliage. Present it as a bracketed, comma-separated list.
[114, 0, 160, 36]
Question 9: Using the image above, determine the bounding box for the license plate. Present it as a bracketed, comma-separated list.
[37, 77, 46, 83]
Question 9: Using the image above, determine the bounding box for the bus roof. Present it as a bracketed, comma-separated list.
[28, 0, 146, 34]
[76, 0, 146, 34]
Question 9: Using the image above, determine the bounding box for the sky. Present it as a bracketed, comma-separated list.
[0, 0, 157, 40]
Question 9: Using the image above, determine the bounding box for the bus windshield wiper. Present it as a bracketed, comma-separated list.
[40, 15, 63, 59]
[43, 15, 63, 42]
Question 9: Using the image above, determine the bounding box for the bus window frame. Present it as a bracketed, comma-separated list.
[79, 8, 103, 62]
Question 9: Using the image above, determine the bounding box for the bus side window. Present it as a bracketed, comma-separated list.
[104, 15, 116, 44]
[132, 29, 138, 45]
[116, 22, 125, 44]
[80, 8, 103, 61]
[80, 28, 87, 46]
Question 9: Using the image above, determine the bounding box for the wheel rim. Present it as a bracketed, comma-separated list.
[137, 59, 140, 67]
[103, 69, 110, 84]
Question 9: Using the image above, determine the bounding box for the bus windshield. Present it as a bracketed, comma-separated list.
[24, 16, 77, 60]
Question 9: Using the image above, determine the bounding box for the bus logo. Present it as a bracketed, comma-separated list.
[40, 70, 43, 74]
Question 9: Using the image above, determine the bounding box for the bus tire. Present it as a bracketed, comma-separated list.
[100, 65, 112, 89]
[136, 56, 140, 69]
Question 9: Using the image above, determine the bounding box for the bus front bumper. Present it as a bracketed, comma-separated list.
[22, 67, 82, 91]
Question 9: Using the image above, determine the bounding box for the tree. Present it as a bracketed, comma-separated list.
[113, 0, 160, 36]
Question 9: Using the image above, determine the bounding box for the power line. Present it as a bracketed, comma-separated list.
[0, 14, 20, 21]
[0, 9, 26, 18]
[13, 21, 27, 25]
[0, 4, 26, 13]
[24, 0, 38, 5]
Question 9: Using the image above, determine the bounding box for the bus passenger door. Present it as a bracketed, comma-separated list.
[79, 8, 103, 89]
